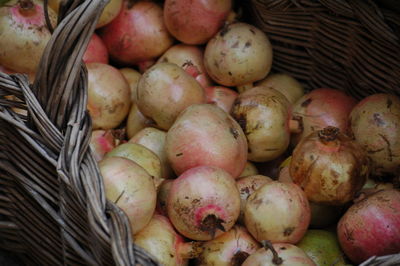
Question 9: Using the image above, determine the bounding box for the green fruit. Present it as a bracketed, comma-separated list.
[297, 230, 347, 266]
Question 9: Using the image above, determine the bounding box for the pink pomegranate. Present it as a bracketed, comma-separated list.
[166, 104, 247, 178]
[89, 130, 116, 161]
[196, 225, 261, 265]
[167, 166, 241, 241]
[163, 0, 232, 44]
[337, 189, 400, 264]
[83, 33, 109, 64]
[204, 86, 238, 113]
[99, 0, 174, 65]
[291, 88, 358, 146]
[157, 44, 213, 88]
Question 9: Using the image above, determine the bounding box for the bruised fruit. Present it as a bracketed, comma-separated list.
[204, 22, 273, 87]
[349, 93, 400, 178]
[290, 126, 369, 205]
[231, 86, 291, 162]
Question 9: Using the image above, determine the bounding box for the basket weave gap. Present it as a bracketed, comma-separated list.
[318, 0, 354, 17]
[355, 41, 398, 87]
[252, 0, 293, 11]
[348, 0, 398, 44]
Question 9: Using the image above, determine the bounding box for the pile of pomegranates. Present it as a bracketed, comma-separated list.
[1, 0, 399, 265]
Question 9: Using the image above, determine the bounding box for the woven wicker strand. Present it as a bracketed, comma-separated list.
[0, 0, 159, 265]
[246, 0, 400, 100]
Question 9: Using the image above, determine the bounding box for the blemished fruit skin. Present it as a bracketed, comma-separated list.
[337, 189, 400, 264]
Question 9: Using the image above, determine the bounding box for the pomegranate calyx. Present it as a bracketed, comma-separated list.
[199, 214, 225, 238]
[231, 250, 250, 266]
[261, 240, 283, 265]
[19, 0, 34, 9]
[318, 126, 340, 143]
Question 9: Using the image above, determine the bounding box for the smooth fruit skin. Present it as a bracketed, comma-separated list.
[86, 63, 131, 130]
[99, 0, 174, 65]
[163, 0, 232, 45]
[166, 104, 247, 179]
[136, 63, 205, 130]
[337, 189, 400, 264]
[244, 181, 311, 244]
[297, 230, 347, 266]
[242, 243, 316, 266]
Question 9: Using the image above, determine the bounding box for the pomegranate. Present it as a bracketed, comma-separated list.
[242, 241, 316, 266]
[205, 86, 238, 113]
[119, 67, 141, 102]
[83, 33, 109, 64]
[256, 73, 305, 104]
[349, 93, 400, 178]
[129, 127, 174, 179]
[99, 157, 156, 234]
[166, 104, 247, 178]
[96, 0, 123, 28]
[204, 22, 273, 87]
[244, 181, 311, 244]
[99, 0, 174, 65]
[167, 166, 241, 241]
[126, 103, 154, 139]
[134, 214, 202, 266]
[157, 44, 213, 88]
[163, 0, 232, 44]
[86, 63, 131, 130]
[289, 126, 369, 205]
[231, 86, 291, 162]
[137, 59, 156, 74]
[0, 0, 57, 73]
[136, 62, 206, 130]
[239, 161, 259, 178]
[196, 225, 261, 266]
[297, 230, 346, 265]
[337, 189, 400, 264]
[89, 130, 116, 162]
[156, 179, 173, 216]
[236, 175, 273, 224]
[105, 143, 164, 189]
[277, 166, 345, 228]
[290, 88, 358, 146]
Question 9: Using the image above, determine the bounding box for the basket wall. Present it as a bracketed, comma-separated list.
[245, 0, 400, 99]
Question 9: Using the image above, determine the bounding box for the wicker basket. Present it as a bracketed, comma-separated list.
[245, 0, 400, 100]
[0, 0, 399, 265]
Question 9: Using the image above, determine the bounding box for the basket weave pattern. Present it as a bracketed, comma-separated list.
[247, 0, 400, 100]
[0, 0, 158, 265]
